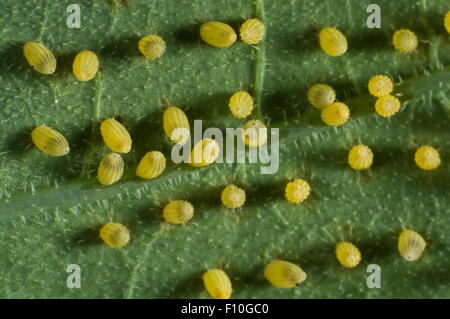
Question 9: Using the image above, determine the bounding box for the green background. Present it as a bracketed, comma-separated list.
[0, 0, 449, 298]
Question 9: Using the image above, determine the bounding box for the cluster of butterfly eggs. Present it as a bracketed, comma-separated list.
[23, 20, 268, 169]
[318, 25, 425, 58]
[306, 73, 441, 171]
[23, 34, 168, 78]
[175, 227, 427, 299]
[291, 22, 438, 290]
[26, 14, 445, 165]
[200, 18, 265, 48]
[24, 11, 449, 298]
[314, 15, 450, 124]
[315, 16, 448, 124]
[28, 29, 441, 216]
[29, 102, 270, 189]
[98, 118, 167, 185]
[309, 16, 450, 126]
[307, 83, 351, 126]
[308, 69, 398, 126]
[96, 176, 428, 298]
[95, 224, 427, 299]
[125, 20, 438, 296]
[23, 42, 99, 80]
[367, 75, 402, 117]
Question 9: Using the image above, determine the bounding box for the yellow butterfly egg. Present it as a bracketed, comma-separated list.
[189, 138, 220, 167]
[97, 153, 124, 186]
[375, 95, 401, 117]
[368, 75, 393, 97]
[202, 269, 232, 299]
[414, 146, 441, 170]
[264, 260, 307, 288]
[162, 200, 194, 224]
[285, 178, 311, 204]
[23, 41, 56, 74]
[241, 119, 268, 147]
[319, 27, 348, 57]
[445, 11, 450, 34]
[228, 91, 254, 118]
[163, 106, 190, 145]
[200, 21, 237, 48]
[348, 145, 374, 170]
[99, 223, 130, 248]
[221, 184, 246, 209]
[321, 102, 350, 126]
[72, 50, 99, 81]
[307, 83, 336, 109]
[31, 125, 70, 156]
[239, 18, 265, 45]
[136, 151, 166, 179]
[100, 118, 132, 153]
[138, 35, 166, 60]
[336, 241, 361, 268]
[398, 229, 426, 261]
[392, 29, 418, 53]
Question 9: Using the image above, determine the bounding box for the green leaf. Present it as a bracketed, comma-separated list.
[0, 0, 449, 298]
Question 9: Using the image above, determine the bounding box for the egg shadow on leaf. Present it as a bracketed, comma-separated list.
[72, 225, 103, 247]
